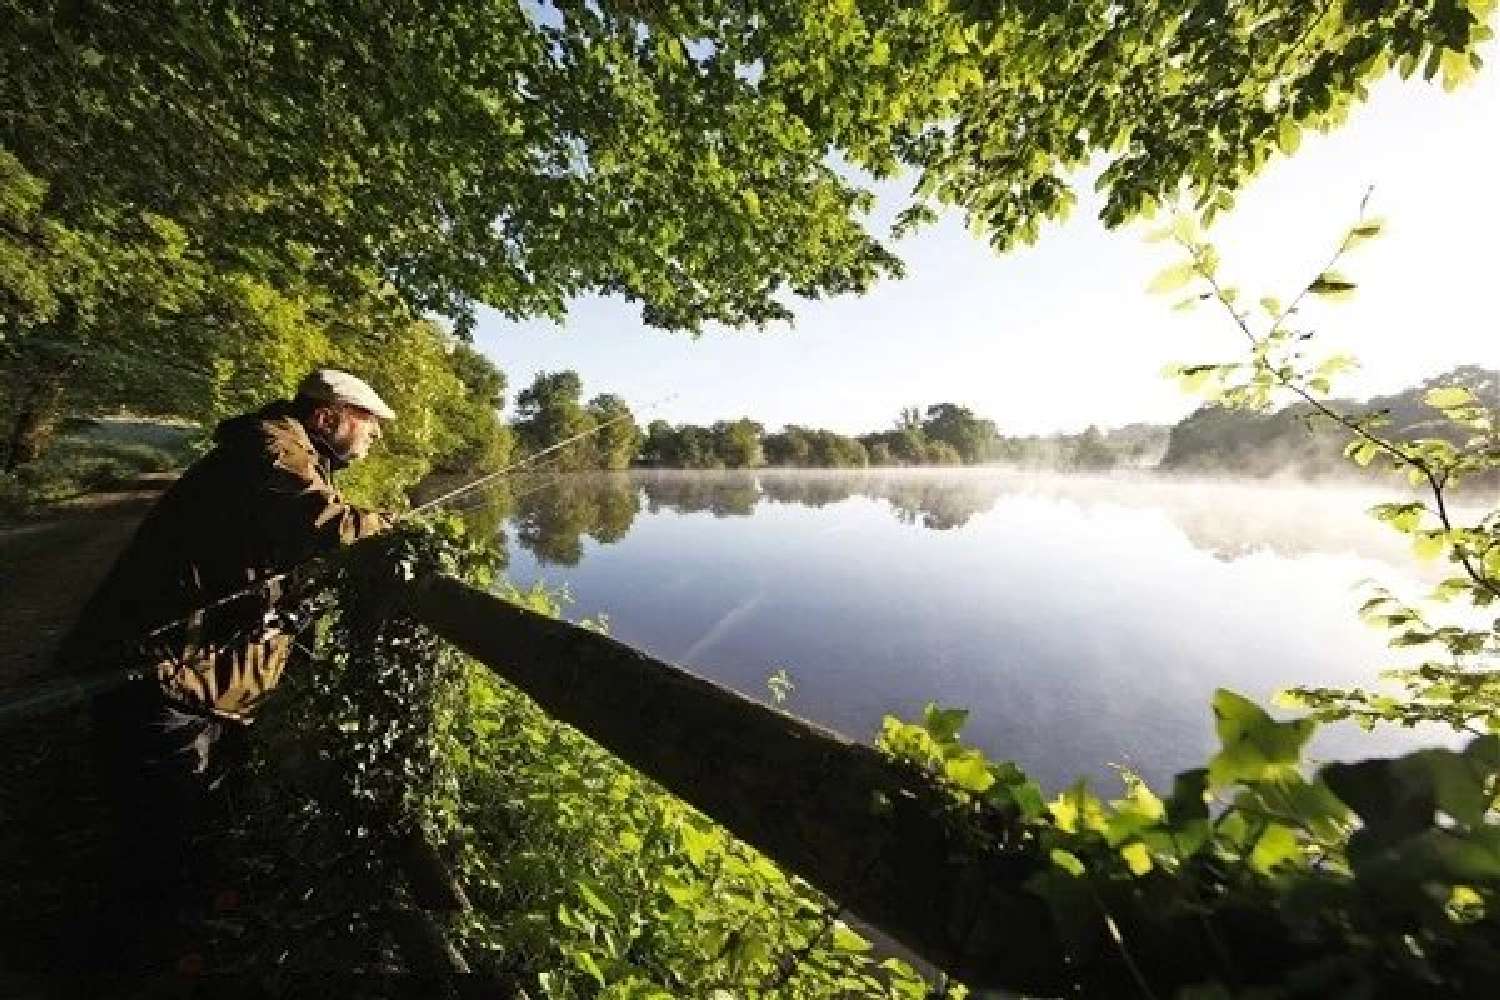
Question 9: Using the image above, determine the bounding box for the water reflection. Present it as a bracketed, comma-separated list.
[463, 470, 1454, 789]
[477, 469, 1426, 572]
[510, 473, 641, 565]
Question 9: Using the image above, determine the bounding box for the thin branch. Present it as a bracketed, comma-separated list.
[1179, 197, 1500, 603]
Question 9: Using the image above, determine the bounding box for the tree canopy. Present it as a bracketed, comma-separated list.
[5, 0, 1492, 488]
[7, 0, 1492, 331]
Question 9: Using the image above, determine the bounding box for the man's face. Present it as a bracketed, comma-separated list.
[327, 404, 383, 461]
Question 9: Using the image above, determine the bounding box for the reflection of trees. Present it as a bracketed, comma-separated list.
[466, 469, 1445, 574]
[758, 473, 857, 509]
[509, 473, 642, 566]
[714, 471, 1000, 529]
[640, 471, 760, 516]
[761, 471, 998, 529]
[874, 476, 998, 530]
[484, 471, 1008, 562]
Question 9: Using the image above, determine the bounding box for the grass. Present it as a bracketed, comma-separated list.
[1, 418, 200, 521]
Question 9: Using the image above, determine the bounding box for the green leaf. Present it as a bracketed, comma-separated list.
[1050, 848, 1086, 877]
[1406, 747, 1495, 827]
[1277, 118, 1301, 154]
[1308, 272, 1358, 299]
[1409, 827, 1500, 882]
[576, 880, 615, 919]
[1431, 577, 1474, 602]
[1050, 782, 1107, 833]
[1166, 768, 1210, 824]
[1011, 780, 1047, 819]
[1346, 440, 1380, 467]
[1120, 842, 1153, 875]
[923, 703, 969, 743]
[1323, 758, 1433, 849]
[1207, 690, 1316, 788]
[571, 948, 606, 986]
[1412, 531, 1447, 561]
[831, 922, 871, 952]
[1106, 772, 1166, 845]
[1147, 261, 1197, 294]
[1250, 823, 1302, 873]
[1370, 502, 1425, 533]
[662, 878, 704, 908]
[678, 823, 715, 866]
[1425, 386, 1475, 409]
[1347, 218, 1385, 245]
[945, 750, 997, 793]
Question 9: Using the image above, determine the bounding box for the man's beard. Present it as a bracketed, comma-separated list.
[308, 426, 355, 470]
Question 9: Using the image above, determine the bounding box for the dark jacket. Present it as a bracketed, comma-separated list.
[61, 401, 388, 718]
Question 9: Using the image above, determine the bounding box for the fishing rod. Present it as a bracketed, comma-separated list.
[132, 391, 677, 645]
[0, 393, 678, 724]
[405, 397, 675, 518]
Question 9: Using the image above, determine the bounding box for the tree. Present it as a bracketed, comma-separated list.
[711, 419, 765, 469]
[585, 394, 642, 471]
[1070, 425, 1118, 472]
[8, 1, 1489, 470]
[674, 425, 720, 469]
[923, 440, 962, 466]
[921, 403, 997, 465]
[513, 371, 593, 472]
[12, 1, 1487, 319]
[808, 429, 869, 468]
[639, 420, 676, 467]
[429, 343, 513, 475]
[789, 0, 1493, 245]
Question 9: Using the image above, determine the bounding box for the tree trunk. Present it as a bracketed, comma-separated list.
[3, 376, 66, 472]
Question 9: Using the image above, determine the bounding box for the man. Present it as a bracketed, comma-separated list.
[63, 368, 396, 969]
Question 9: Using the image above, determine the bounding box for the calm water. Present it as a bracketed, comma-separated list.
[471, 469, 1456, 791]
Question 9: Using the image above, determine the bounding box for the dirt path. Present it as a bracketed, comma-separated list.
[0, 480, 168, 694]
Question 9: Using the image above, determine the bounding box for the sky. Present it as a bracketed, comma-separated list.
[473, 67, 1499, 437]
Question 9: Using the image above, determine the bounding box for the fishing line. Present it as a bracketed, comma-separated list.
[405, 392, 679, 519]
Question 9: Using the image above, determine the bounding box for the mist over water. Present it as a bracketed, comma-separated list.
[476, 469, 1459, 791]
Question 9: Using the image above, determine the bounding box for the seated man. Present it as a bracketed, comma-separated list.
[61, 368, 396, 969]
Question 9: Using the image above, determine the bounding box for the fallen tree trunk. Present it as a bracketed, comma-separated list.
[402, 573, 1067, 991]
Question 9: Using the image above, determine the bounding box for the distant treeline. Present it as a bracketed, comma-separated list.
[509, 371, 1168, 471]
[509, 365, 1498, 478]
[1160, 365, 1499, 479]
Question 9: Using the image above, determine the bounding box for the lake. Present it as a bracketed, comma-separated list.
[467, 469, 1457, 792]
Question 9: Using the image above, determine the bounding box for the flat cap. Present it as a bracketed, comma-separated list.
[295, 368, 396, 420]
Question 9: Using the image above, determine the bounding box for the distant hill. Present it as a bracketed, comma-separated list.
[1159, 366, 1499, 479]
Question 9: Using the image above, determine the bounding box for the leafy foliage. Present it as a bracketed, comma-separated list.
[512, 371, 644, 473]
[14, 0, 1490, 330]
[9, 0, 1492, 484]
[876, 692, 1500, 996]
[1151, 200, 1500, 740]
[237, 522, 943, 996]
[0, 142, 511, 502]
[765, 426, 870, 469]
